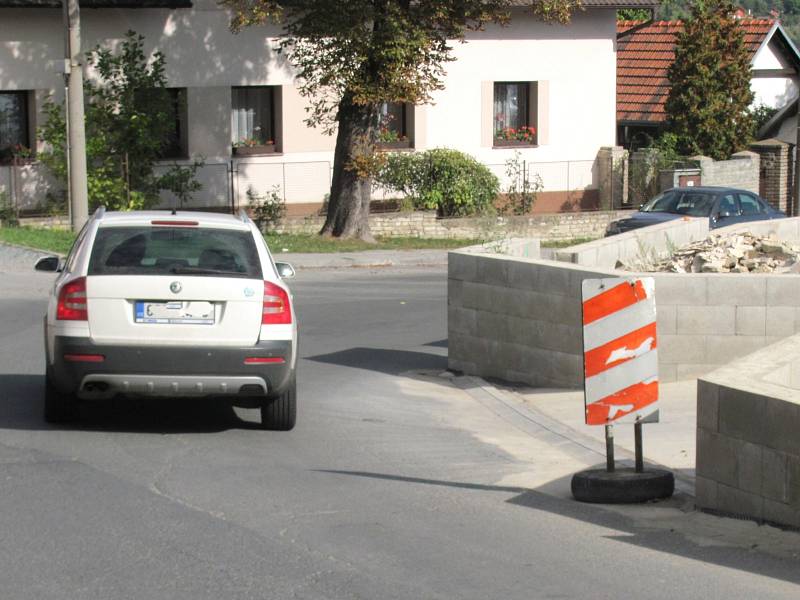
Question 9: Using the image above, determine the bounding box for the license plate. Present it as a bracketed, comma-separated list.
[135, 301, 215, 325]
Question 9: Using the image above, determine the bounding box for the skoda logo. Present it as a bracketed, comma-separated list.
[170, 281, 182, 294]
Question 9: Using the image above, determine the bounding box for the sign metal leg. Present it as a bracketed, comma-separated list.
[605, 423, 615, 473]
[634, 420, 644, 473]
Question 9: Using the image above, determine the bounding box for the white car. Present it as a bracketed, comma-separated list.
[35, 208, 298, 430]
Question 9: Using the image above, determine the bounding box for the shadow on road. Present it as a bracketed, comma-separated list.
[316, 469, 800, 586]
[0, 373, 261, 433]
[305, 347, 447, 375]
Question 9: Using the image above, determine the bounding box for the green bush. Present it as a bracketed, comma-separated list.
[0, 191, 18, 227]
[248, 185, 286, 232]
[376, 149, 499, 217]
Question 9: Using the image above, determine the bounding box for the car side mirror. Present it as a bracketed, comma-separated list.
[716, 210, 732, 220]
[34, 255, 61, 272]
[275, 262, 295, 279]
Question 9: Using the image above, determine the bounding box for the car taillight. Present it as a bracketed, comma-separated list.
[57, 277, 88, 321]
[262, 281, 291, 325]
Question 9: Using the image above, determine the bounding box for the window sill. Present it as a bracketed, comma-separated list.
[233, 144, 278, 156]
[377, 140, 412, 151]
[492, 140, 537, 148]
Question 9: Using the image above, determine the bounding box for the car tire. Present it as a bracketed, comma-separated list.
[44, 372, 78, 424]
[260, 378, 296, 431]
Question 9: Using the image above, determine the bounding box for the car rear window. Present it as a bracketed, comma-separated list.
[88, 226, 262, 279]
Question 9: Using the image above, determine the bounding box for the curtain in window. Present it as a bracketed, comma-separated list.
[232, 88, 273, 145]
[493, 83, 528, 135]
[378, 102, 404, 136]
[0, 92, 29, 151]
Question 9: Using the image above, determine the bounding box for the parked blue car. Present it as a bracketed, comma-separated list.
[605, 187, 786, 236]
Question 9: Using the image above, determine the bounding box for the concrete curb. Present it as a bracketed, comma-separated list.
[455, 375, 695, 498]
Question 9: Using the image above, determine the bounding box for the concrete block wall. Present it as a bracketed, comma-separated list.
[554, 218, 709, 269]
[693, 152, 760, 194]
[449, 245, 800, 387]
[697, 335, 800, 528]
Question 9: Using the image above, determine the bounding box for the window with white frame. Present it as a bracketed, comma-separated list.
[0, 91, 32, 163]
[493, 82, 536, 146]
[232, 87, 277, 153]
[377, 101, 411, 147]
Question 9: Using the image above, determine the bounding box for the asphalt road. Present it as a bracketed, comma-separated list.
[1, 248, 799, 599]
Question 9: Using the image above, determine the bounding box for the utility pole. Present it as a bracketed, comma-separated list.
[63, 0, 89, 231]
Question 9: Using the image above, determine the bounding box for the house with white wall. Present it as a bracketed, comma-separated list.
[1, 0, 657, 216]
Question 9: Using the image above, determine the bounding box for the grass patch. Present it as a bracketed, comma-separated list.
[540, 236, 598, 249]
[264, 233, 479, 253]
[0, 226, 76, 254]
[0, 225, 478, 255]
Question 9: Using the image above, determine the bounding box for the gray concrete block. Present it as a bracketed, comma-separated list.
[705, 335, 769, 364]
[676, 363, 719, 381]
[706, 275, 767, 306]
[696, 428, 738, 487]
[656, 304, 676, 335]
[766, 276, 800, 306]
[735, 306, 766, 336]
[447, 358, 476, 375]
[763, 397, 800, 456]
[766, 306, 796, 338]
[476, 255, 510, 286]
[448, 252, 477, 282]
[787, 455, 800, 508]
[476, 310, 509, 341]
[697, 379, 719, 432]
[659, 363, 677, 383]
[736, 441, 763, 495]
[676, 305, 736, 335]
[506, 260, 540, 291]
[715, 482, 764, 520]
[718, 386, 767, 444]
[447, 278, 463, 307]
[695, 475, 719, 510]
[763, 499, 800, 528]
[448, 306, 477, 336]
[652, 274, 707, 305]
[659, 335, 707, 364]
[537, 264, 572, 297]
[761, 448, 788, 503]
[462, 282, 494, 312]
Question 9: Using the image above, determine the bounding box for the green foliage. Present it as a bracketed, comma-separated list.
[501, 151, 543, 215]
[377, 149, 499, 217]
[664, 0, 755, 159]
[750, 103, 780, 133]
[0, 191, 19, 227]
[617, 8, 652, 19]
[248, 185, 286, 232]
[38, 31, 202, 212]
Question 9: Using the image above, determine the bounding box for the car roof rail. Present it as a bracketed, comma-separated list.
[93, 206, 106, 220]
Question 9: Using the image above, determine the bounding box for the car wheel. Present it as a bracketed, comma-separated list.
[260, 378, 296, 431]
[44, 374, 78, 424]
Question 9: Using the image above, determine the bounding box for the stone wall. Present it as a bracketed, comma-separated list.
[696, 335, 800, 528]
[275, 210, 632, 241]
[693, 151, 760, 194]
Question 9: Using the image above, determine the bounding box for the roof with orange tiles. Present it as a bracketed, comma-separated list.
[617, 19, 784, 124]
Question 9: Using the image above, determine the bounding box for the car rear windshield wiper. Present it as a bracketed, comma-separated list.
[170, 266, 245, 276]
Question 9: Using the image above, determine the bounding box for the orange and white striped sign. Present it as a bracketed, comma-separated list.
[582, 277, 659, 426]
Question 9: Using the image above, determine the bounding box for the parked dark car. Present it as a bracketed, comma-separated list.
[605, 187, 786, 236]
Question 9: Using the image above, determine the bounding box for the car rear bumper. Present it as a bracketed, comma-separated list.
[50, 336, 294, 400]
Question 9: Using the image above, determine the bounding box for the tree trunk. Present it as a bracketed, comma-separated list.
[321, 94, 377, 241]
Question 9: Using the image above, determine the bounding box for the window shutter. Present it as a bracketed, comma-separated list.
[534, 80, 549, 146]
[481, 81, 493, 147]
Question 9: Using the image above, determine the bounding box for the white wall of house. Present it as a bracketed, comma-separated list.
[0, 3, 618, 212]
[751, 34, 800, 109]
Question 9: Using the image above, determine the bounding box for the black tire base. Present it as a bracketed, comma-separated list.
[571, 468, 674, 504]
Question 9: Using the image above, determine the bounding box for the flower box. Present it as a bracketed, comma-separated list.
[233, 144, 277, 156]
[378, 140, 412, 150]
[492, 139, 536, 148]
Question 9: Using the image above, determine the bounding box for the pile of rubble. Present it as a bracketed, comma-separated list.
[639, 232, 800, 273]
